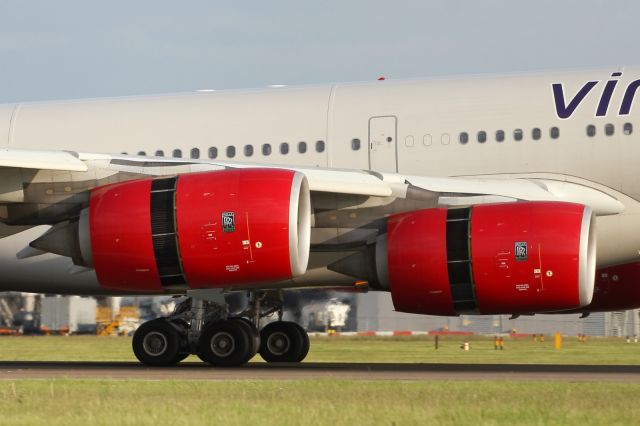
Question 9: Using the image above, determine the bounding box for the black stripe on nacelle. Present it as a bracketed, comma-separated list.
[446, 208, 477, 312]
[150, 177, 187, 290]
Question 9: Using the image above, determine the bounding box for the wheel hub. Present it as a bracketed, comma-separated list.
[267, 331, 291, 355]
[210, 331, 236, 357]
[142, 331, 168, 357]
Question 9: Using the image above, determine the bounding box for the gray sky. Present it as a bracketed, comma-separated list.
[0, 1, 637, 103]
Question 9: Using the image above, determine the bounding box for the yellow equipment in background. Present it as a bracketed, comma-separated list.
[96, 306, 140, 336]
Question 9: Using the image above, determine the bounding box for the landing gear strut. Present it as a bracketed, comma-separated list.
[131, 290, 310, 367]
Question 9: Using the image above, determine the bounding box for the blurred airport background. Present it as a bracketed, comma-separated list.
[0, 291, 637, 338]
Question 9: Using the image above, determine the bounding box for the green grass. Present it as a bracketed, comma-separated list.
[2, 336, 640, 425]
[0, 379, 639, 426]
[1, 334, 640, 364]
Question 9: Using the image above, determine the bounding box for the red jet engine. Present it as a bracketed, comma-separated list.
[77, 169, 310, 292]
[574, 262, 640, 312]
[383, 202, 596, 315]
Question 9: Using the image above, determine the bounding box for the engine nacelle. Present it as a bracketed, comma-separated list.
[78, 169, 310, 292]
[572, 262, 640, 312]
[383, 202, 596, 315]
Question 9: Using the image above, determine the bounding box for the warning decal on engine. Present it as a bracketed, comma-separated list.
[515, 242, 528, 261]
[222, 212, 235, 232]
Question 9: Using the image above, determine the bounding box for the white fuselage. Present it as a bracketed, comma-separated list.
[0, 68, 639, 294]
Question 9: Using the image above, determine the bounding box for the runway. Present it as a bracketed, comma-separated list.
[1, 361, 640, 381]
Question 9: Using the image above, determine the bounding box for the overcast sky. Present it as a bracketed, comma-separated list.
[0, 1, 637, 103]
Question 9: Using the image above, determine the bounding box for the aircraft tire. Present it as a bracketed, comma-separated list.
[259, 321, 306, 363]
[290, 322, 310, 362]
[197, 320, 252, 367]
[230, 317, 259, 364]
[132, 318, 181, 366]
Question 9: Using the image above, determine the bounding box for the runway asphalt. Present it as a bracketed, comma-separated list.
[1, 361, 640, 381]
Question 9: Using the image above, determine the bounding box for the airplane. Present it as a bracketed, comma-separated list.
[0, 67, 639, 366]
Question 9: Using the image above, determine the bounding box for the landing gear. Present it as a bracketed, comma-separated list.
[259, 321, 310, 363]
[132, 318, 184, 366]
[131, 290, 310, 367]
[197, 319, 257, 366]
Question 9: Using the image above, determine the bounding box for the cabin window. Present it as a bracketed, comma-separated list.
[459, 132, 469, 144]
[550, 127, 560, 139]
[423, 134, 432, 146]
[514, 129, 523, 141]
[190, 148, 200, 159]
[280, 142, 289, 155]
[605, 123, 615, 136]
[262, 144, 272, 156]
[137, 151, 146, 156]
[226, 146, 236, 158]
[244, 145, 254, 157]
[298, 141, 307, 153]
[624, 123, 633, 135]
[208, 147, 218, 159]
[586, 125, 596, 137]
[495, 130, 505, 142]
[316, 140, 325, 152]
[532, 128, 541, 140]
[351, 138, 361, 150]
[477, 131, 486, 143]
[155, 150, 164, 157]
[172, 149, 182, 158]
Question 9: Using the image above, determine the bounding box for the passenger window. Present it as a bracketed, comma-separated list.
[172, 149, 182, 158]
[208, 147, 218, 159]
[315, 140, 325, 152]
[514, 129, 523, 141]
[459, 132, 469, 144]
[423, 134, 432, 146]
[244, 145, 254, 157]
[351, 138, 361, 150]
[190, 148, 200, 159]
[155, 150, 164, 157]
[477, 131, 486, 143]
[280, 142, 289, 155]
[137, 151, 146, 156]
[298, 141, 307, 153]
[532, 128, 541, 140]
[586, 125, 596, 137]
[550, 127, 560, 139]
[495, 130, 505, 142]
[226, 146, 236, 158]
[624, 123, 633, 135]
[605, 123, 614, 136]
[262, 144, 272, 156]
[441, 133, 450, 145]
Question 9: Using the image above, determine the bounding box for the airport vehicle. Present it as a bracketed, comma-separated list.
[304, 298, 351, 332]
[0, 68, 639, 366]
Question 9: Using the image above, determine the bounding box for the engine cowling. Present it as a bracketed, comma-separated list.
[573, 262, 640, 312]
[382, 202, 596, 315]
[78, 168, 310, 292]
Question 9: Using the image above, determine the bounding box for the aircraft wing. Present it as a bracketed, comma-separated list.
[0, 147, 626, 216]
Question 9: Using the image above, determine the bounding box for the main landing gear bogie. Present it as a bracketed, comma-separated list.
[131, 291, 310, 368]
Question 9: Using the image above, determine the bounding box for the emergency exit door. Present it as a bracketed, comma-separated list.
[368, 116, 397, 173]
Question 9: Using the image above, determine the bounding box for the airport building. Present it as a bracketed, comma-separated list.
[356, 293, 640, 337]
[1, 291, 639, 338]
